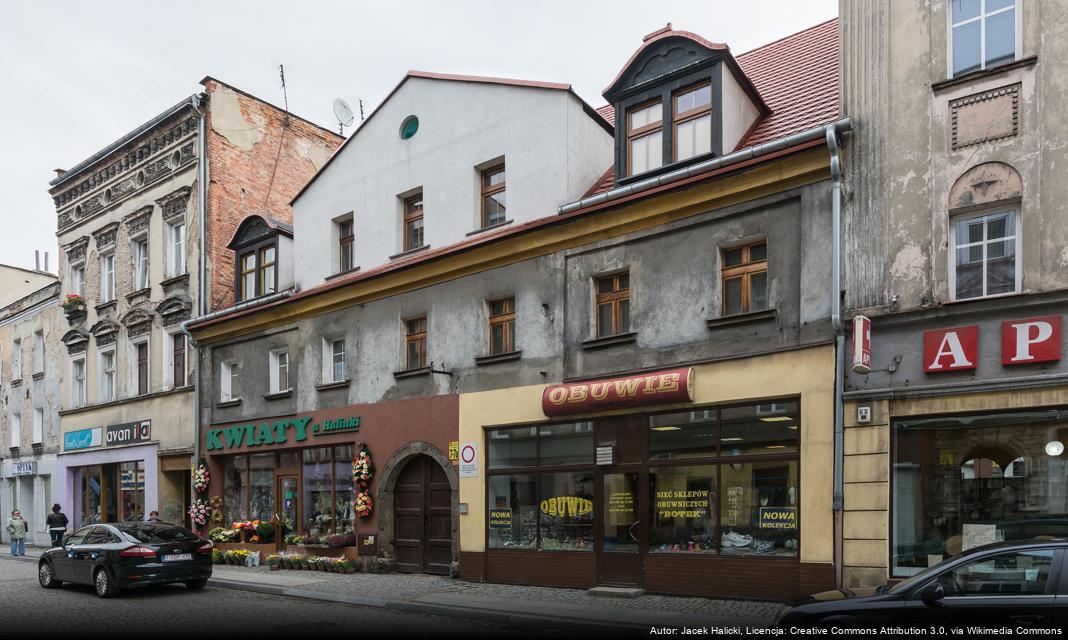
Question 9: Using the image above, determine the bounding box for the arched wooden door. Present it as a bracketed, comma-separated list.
[394, 455, 452, 574]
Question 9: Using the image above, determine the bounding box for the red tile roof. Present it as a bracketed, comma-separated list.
[595, 104, 615, 127]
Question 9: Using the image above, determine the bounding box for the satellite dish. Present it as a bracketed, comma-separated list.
[333, 98, 355, 129]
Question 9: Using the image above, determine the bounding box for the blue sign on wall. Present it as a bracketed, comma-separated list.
[63, 428, 102, 451]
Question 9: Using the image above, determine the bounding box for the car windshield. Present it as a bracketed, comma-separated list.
[117, 524, 198, 543]
[888, 553, 960, 593]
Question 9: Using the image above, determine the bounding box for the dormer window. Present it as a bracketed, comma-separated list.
[627, 101, 663, 175]
[673, 83, 712, 162]
[227, 214, 291, 304]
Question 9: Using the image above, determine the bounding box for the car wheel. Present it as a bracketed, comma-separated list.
[38, 562, 61, 589]
[184, 578, 208, 590]
[94, 568, 118, 598]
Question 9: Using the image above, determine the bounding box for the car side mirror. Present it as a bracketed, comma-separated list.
[920, 582, 945, 607]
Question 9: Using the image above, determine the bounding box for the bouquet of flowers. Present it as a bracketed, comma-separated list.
[193, 465, 210, 493]
[62, 294, 86, 312]
[231, 519, 262, 533]
[352, 444, 375, 488]
[188, 499, 209, 526]
[354, 490, 374, 519]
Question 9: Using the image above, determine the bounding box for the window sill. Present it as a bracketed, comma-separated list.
[126, 287, 151, 303]
[475, 350, 522, 366]
[31, 372, 44, 381]
[945, 290, 1024, 306]
[216, 398, 242, 408]
[706, 308, 777, 329]
[581, 332, 637, 351]
[315, 379, 351, 392]
[389, 245, 430, 261]
[95, 300, 117, 313]
[264, 389, 293, 401]
[931, 56, 1037, 93]
[466, 220, 514, 237]
[393, 366, 431, 379]
[325, 267, 361, 282]
[160, 273, 190, 288]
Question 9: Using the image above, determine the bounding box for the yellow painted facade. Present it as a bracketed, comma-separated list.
[458, 344, 836, 563]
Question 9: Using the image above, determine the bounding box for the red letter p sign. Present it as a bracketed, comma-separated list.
[1002, 316, 1062, 365]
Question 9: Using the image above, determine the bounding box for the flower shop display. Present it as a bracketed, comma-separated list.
[267, 554, 281, 570]
[353, 444, 375, 486]
[193, 465, 210, 493]
[326, 533, 356, 548]
[188, 498, 209, 526]
[354, 490, 373, 519]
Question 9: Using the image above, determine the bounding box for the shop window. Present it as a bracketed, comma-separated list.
[118, 461, 146, 521]
[405, 317, 427, 370]
[950, 0, 1017, 77]
[303, 447, 334, 536]
[649, 410, 718, 460]
[719, 461, 799, 556]
[951, 210, 1017, 300]
[721, 402, 799, 455]
[487, 297, 516, 356]
[595, 272, 631, 338]
[488, 474, 537, 549]
[224, 456, 249, 524]
[480, 163, 507, 228]
[721, 241, 768, 316]
[249, 453, 275, 522]
[650, 465, 717, 553]
[537, 422, 593, 466]
[538, 472, 594, 551]
[603, 471, 641, 552]
[334, 445, 355, 529]
[488, 426, 538, 469]
[934, 549, 1053, 596]
[892, 409, 1068, 577]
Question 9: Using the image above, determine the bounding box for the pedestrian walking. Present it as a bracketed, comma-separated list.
[6, 510, 27, 556]
[45, 504, 68, 547]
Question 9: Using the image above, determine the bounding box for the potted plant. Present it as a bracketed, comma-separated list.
[255, 522, 275, 544]
[211, 549, 224, 565]
[63, 294, 86, 325]
[267, 554, 281, 571]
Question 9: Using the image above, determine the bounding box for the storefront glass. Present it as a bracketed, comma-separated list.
[540, 471, 594, 550]
[118, 461, 145, 521]
[892, 409, 1068, 576]
[603, 472, 639, 552]
[488, 474, 537, 549]
[224, 456, 248, 523]
[302, 447, 333, 535]
[334, 445, 355, 532]
[80, 466, 103, 527]
[249, 453, 275, 521]
[650, 465, 716, 553]
[719, 461, 798, 556]
[488, 427, 538, 469]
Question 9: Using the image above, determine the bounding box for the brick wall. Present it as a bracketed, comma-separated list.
[202, 78, 342, 311]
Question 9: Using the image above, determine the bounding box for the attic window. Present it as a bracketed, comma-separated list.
[400, 116, 419, 140]
[674, 83, 712, 161]
[627, 101, 663, 176]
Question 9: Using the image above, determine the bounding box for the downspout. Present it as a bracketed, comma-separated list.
[825, 124, 845, 589]
[188, 94, 208, 524]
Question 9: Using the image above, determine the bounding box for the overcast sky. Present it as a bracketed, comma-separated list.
[0, 0, 836, 272]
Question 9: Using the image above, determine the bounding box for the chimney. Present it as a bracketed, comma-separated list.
[34, 250, 40, 271]
[53, 168, 67, 178]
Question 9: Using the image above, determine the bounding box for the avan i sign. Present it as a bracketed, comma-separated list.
[923, 315, 1062, 373]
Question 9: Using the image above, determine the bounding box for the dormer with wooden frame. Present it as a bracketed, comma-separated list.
[227, 213, 294, 304]
[604, 24, 769, 183]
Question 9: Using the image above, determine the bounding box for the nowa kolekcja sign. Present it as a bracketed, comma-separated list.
[206, 415, 360, 451]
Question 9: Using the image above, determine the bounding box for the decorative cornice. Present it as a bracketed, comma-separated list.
[157, 186, 192, 223]
[92, 222, 120, 249]
[63, 236, 90, 263]
[124, 206, 154, 236]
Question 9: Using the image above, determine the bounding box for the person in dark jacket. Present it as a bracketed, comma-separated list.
[45, 504, 68, 547]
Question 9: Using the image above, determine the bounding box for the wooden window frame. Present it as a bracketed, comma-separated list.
[235, 238, 278, 303]
[135, 340, 149, 396]
[672, 82, 712, 162]
[403, 193, 424, 252]
[626, 99, 663, 177]
[405, 317, 427, 370]
[338, 218, 354, 273]
[480, 164, 507, 229]
[595, 272, 631, 338]
[258, 245, 277, 296]
[238, 250, 257, 301]
[172, 333, 186, 388]
[721, 241, 768, 316]
[487, 297, 516, 355]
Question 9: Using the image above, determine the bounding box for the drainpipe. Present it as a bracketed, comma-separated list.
[187, 94, 208, 524]
[826, 124, 845, 589]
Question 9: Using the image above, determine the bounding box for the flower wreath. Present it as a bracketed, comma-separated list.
[354, 490, 374, 519]
[188, 498, 209, 526]
[193, 464, 210, 494]
[352, 443, 375, 488]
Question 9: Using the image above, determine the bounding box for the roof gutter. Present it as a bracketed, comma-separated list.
[559, 117, 853, 215]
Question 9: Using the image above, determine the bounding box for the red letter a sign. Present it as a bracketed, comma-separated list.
[924, 326, 979, 373]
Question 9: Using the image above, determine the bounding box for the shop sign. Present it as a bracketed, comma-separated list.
[1002, 316, 1062, 365]
[608, 491, 634, 514]
[11, 462, 36, 477]
[539, 496, 593, 517]
[459, 442, 478, 478]
[923, 326, 979, 373]
[541, 367, 694, 417]
[655, 490, 710, 519]
[758, 507, 797, 529]
[448, 441, 459, 461]
[852, 315, 872, 374]
[488, 508, 512, 529]
[64, 427, 103, 451]
[106, 421, 151, 446]
[205, 415, 360, 451]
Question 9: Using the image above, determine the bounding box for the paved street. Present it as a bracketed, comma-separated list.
[0, 558, 577, 639]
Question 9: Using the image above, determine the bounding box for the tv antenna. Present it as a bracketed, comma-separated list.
[333, 98, 355, 135]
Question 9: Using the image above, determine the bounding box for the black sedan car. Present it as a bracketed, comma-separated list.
[38, 521, 213, 597]
[777, 540, 1068, 630]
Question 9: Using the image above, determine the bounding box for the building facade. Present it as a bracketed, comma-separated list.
[839, 0, 1068, 588]
[189, 19, 847, 599]
[0, 280, 62, 546]
[48, 78, 341, 529]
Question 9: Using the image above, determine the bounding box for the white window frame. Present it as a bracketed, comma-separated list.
[99, 347, 116, 403]
[71, 357, 86, 408]
[69, 261, 85, 297]
[32, 407, 43, 445]
[12, 338, 21, 380]
[321, 337, 347, 383]
[32, 330, 44, 374]
[9, 411, 20, 448]
[948, 208, 1021, 301]
[129, 336, 150, 398]
[163, 329, 188, 391]
[269, 349, 290, 393]
[133, 238, 150, 290]
[220, 360, 239, 402]
[167, 221, 186, 277]
[100, 252, 116, 302]
[947, 0, 1021, 78]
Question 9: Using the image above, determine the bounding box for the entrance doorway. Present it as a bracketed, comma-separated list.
[599, 469, 642, 586]
[393, 455, 452, 575]
[278, 475, 299, 535]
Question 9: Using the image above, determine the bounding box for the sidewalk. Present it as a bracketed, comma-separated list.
[5, 547, 780, 633]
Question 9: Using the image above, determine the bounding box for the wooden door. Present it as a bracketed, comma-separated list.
[394, 456, 453, 575]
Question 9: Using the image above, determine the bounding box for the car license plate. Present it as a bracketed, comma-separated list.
[162, 553, 193, 562]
